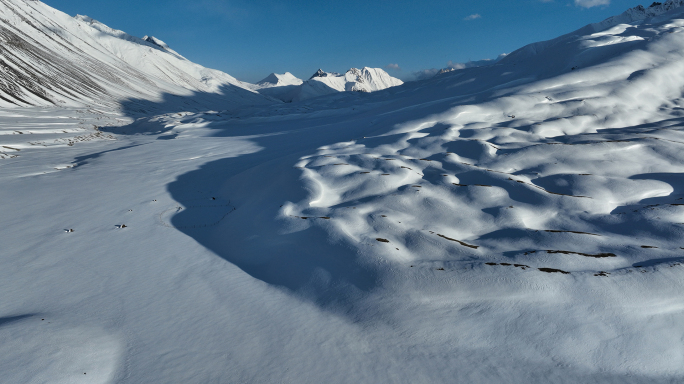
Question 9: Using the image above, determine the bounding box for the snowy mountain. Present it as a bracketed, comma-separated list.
[423, 0, 684, 81]
[249, 67, 403, 102]
[0, 0, 273, 109]
[255, 72, 303, 87]
[593, 0, 684, 30]
[307, 67, 403, 93]
[247, 72, 304, 101]
[5, 1, 684, 383]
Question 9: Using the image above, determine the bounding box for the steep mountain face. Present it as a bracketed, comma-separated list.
[250, 67, 403, 103]
[0, 0, 273, 109]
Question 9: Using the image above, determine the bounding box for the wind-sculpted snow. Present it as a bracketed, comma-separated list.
[4, 1, 684, 383]
[286, 11, 684, 277]
[290, 118, 684, 274]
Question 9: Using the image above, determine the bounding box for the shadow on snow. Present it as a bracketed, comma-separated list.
[100, 84, 401, 311]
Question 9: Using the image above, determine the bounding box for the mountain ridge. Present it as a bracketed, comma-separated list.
[252, 67, 404, 103]
[0, 0, 273, 109]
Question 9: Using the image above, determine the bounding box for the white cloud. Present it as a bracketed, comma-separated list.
[464, 14, 482, 20]
[447, 61, 466, 70]
[385, 63, 401, 71]
[574, 0, 610, 8]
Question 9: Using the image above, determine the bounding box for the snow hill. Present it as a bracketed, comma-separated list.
[0, 0, 273, 110]
[252, 67, 404, 102]
[5, 0, 684, 383]
[427, 0, 684, 80]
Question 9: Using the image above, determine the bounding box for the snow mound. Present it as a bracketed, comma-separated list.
[287, 0, 684, 277]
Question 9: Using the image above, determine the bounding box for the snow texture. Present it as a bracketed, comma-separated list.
[3, 0, 684, 383]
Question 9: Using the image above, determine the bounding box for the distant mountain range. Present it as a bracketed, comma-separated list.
[2, 0, 684, 109]
[0, 0, 405, 109]
[250, 68, 404, 102]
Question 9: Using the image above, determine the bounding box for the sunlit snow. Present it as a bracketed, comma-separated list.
[2, 0, 684, 382]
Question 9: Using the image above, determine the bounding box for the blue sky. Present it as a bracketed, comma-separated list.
[43, 0, 640, 82]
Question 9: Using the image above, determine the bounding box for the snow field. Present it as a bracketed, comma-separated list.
[3, 0, 684, 382]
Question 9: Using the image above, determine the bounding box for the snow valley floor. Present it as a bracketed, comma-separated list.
[3, 1, 684, 383]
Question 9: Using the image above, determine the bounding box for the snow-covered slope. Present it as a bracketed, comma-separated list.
[255, 72, 303, 87]
[5, 1, 684, 383]
[248, 72, 304, 101]
[592, 0, 684, 30]
[295, 67, 404, 101]
[0, 0, 273, 109]
[502, 0, 684, 70]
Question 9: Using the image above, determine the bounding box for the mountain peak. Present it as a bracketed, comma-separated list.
[256, 72, 303, 87]
[310, 69, 328, 79]
[142, 36, 171, 51]
[309, 69, 342, 79]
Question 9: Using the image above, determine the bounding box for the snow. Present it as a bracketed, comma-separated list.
[0, 0, 273, 108]
[251, 68, 404, 102]
[591, 0, 684, 31]
[255, 72, 304, 87]
[300, 67, 404, 96]
[3, 0, 684, 382]
[248, 72, 305, 102]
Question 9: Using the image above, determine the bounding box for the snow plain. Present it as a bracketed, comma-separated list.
[2, 0, 684, 383]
